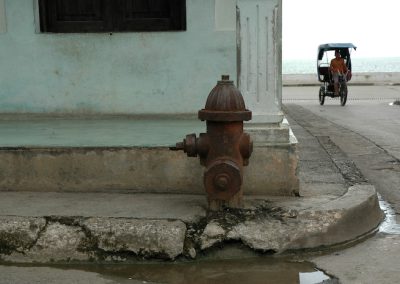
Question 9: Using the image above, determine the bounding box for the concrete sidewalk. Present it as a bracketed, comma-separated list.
[0, 115, 383, 263]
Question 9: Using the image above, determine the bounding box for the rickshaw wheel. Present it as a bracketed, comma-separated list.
[319, 87, 325, 105]
[340, 84, 348, 106]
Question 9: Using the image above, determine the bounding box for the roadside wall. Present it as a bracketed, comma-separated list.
[283, 72, 400, 86]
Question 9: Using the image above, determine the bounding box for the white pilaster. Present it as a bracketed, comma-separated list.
[237, 0, 283, 124]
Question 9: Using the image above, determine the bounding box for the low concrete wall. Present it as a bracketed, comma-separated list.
[0, 144, 298, 196]
[283, 72, 400, 86]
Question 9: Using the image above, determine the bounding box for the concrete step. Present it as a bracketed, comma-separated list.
[0, 116, 298, 195]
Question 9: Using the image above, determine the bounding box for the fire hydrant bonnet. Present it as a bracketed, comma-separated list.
[198, 75, 252, 122]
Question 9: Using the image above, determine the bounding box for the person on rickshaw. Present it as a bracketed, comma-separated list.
[330, 50, 348, 96]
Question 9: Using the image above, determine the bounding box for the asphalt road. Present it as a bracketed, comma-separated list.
[283, 84, 400, 284]
[283, 85, 400, 159]
[284, 85, 400, 212]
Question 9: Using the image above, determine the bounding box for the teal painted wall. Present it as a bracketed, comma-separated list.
[0, 0, 236, 114]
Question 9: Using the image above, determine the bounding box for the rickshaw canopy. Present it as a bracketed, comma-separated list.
[317, 43, 357, 60]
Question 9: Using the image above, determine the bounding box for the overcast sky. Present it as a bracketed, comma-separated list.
[282, 0, 400, 59]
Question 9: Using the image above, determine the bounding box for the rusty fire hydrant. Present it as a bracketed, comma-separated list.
[174, 75, 253, 210]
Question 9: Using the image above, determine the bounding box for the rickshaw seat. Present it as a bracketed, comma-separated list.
[318, 66, 331, 82]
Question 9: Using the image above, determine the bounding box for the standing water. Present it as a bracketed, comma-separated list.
[10, 254, 333, 284]
[83, 257, 332, 284]
[378, 195, 400, 235]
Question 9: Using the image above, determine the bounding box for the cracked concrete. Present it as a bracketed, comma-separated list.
[0, 183, 382, 263]
[82, 218, 186, 260]
[1, 216, 188, 262]
[0, 216, 46, 254]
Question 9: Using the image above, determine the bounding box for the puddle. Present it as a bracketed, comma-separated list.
[9, 258, 333, 284]
[378, 195, 400, 234]
[299, 271, 331, 284]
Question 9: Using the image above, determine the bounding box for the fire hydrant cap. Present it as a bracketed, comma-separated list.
[198, 75, 252, 122]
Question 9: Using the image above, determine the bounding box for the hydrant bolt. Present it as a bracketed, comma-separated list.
[215, 173, 230, 190]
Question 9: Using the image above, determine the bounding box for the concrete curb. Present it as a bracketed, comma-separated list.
[199, 185, 382, 253]
[0, 185, 383, 263]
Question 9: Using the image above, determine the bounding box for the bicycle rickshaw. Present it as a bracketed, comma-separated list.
[317, 43, 356, 106]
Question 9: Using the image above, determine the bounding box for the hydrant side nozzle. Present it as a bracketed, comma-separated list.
[176, 141, 184, 149]
[170, 142, 184, 151]
[197, 133, 210, 157]
[183, 133, 198, 157]
[239, 133, 253, 161]
[171, 134, 198, 156]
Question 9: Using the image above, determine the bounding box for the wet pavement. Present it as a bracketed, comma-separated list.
[378, 196, 400, 235]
